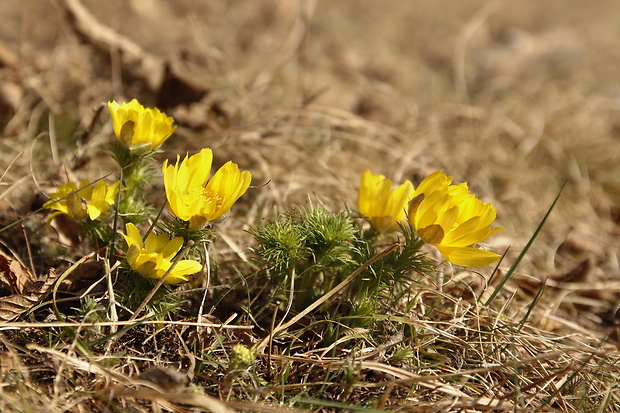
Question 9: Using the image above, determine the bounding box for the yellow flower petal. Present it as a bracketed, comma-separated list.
[185, 149, 213, 189]
[408, 170, 502, 267]
[122, 223, 201, 284]
[125, 244, 142, 267]
[123, 223, 144, 248]
[160, 237, 184, 261]
[163, 149, 251, 229]
[413, 170, 452, 197]
[436, 246, 501, 268]
[84, 180, 119, 220]
[160, 271, 189, 285]
[357, 170, 414, 232]
[145, 232, 172, 254]
[168, 260, 204, 283]
[44, 179, 118, 222]
[108, 99, 176, 150]
[206, 162, 253, 218]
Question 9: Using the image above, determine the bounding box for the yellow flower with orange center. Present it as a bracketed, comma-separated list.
[162, 148, 252, 230]
[108, 99, 176, 151]
[122, 223, 202, 284]
[358, 170, 414, 232]
[44, 179, 120, 222]
[408, 170, 503, 267]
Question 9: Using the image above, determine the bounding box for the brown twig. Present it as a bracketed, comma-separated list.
[61, 0, 164, 91]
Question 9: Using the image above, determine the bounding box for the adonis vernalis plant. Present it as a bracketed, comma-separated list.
[122, 223, 203, 284]
[107, 99, 178, 225]
[108, 99, 176, 153]
[45, 179, 120, 223]
[44, 179, 121, 248]
[162, 148, 252, 231]
[358, 170, 414, 232]
[43, 176, 120, 221]
[407, 170, 503, 267]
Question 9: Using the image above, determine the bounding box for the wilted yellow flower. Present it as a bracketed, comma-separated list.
[45, 179, 120, 222]
[358, 170, 414, 232]
[108, 99, 176, 151]
[408, 170, 503, 267]
[122, 223, 202, 284]
[162, 148, 252, 230]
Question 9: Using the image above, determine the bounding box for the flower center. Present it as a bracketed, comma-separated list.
[187, 187, 224, 211]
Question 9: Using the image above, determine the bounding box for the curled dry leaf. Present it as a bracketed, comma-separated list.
[137, 366, 190, 392]
[515, 258, 602, 297]
[555, 235, 603, 269]
[0, 250, 59, 322]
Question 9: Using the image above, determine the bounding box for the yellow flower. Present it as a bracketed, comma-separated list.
[108, 99, 176, 151]
[122, 223, 202, 284]
[45, 179, 120, 222]
[162, 148, 252, 230]
[408, 170, 503, 267]
[358, 170, 414, 232]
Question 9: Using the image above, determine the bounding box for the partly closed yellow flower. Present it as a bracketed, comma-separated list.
[162, 148, 252, 230]
[44, 179, 120, 222]
[408, 170, 503, 267]
[358, 170, 414, 232]
[122, 223, 202, 284]
[108, 99, 176, 151]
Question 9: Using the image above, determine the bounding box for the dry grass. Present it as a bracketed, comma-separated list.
[0, 0, 619, 411]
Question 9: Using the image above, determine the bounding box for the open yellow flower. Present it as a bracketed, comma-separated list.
[108, 99, 176, 151]
[358, 170, 414, 232]
[162, 148, 252, 230]
[408, 170, 503, 267]
[122, 223, 202, 284]
[44, 179, 120, 222]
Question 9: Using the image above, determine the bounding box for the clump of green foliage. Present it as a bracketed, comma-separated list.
[248, 202, 434, 336]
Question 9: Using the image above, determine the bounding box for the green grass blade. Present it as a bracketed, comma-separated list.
[517, 278, 546, 332]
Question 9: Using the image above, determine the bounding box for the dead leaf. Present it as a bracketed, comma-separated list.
[515, 258, 598, 296]
[548, 258, 596, 284]
[0, 250, 59, 322]
[555, 235, 603, 266]
[49, 213, 82, 248]
[137, 366, 190, 392]
[59, 258, 104, 294]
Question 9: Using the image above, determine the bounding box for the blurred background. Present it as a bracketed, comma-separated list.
[0, 0, 618, 318]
